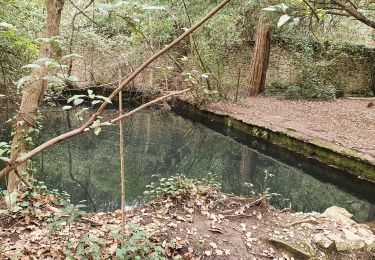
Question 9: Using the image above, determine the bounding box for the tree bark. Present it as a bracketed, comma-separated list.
[247, 15, 271, 96]
[7, 0, 65, 192]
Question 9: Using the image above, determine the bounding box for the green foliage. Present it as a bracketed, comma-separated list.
[284, 83, 336, 100]
[3, 181, 70, 217]
[266, 81, 336, 100]
[0, 141, 10, 162]
[64, 235, 109, 260]
[111, 224, 166, 260]
[143, 173, 220, 203]
[47, 203, 86, 240]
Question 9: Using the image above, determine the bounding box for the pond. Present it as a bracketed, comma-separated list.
[2, 106, 375, 222]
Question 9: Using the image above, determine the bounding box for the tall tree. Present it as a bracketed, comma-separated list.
[7, 0, 65, 192]
[247, 14, 272, 96]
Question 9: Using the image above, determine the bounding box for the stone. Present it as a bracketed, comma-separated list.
[321, 206, 355, 225]
[312, 233, 334, 249]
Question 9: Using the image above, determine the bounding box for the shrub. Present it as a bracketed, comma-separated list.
[283, 83, 336, 100]
[266, 81, 336, 100]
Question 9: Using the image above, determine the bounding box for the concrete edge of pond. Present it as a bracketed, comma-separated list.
[173, 99, 375, 183]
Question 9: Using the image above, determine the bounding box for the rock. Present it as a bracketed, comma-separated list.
[321, 206, 355, 225]
[312, 233, 334, 249]
[266, 237, 313, 260]
[312, 224, 375, 252]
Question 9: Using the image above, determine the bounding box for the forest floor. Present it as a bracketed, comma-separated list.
[206, 97, 375, 162]
[1, 188, 375, 259]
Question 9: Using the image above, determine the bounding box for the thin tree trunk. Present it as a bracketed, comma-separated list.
[247, 15, 271, 96]
[118, 69, 126, 240]
[7, 0, 65, 192]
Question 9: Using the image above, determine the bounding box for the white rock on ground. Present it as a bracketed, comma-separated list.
[310, 206, 375, 252]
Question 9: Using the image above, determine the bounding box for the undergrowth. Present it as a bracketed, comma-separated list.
[143, 173, 221, 204]
[265, 82, 337, 100]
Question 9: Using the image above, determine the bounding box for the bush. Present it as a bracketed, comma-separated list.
[265, 82, 337, 100]
[283, 83, 336, 100]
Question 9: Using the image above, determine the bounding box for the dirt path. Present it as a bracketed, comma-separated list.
[207, 97, 375, 160]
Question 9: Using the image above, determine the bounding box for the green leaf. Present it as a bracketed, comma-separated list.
[43, 75, 64, 85]
[143, 5, 166, 10]
[66, 75, 79, 83]
[87, 89, 95, 99]
[17, 75, 32, 89]
[95, 95, 112, 104]
[22, 64, 41, 69]
[92, 100, 102, 105]
[44, 60, 60, 69]
[0, 22, 13, 29]
[73, 98, 84, 106]
[280, 3, 289, 12]
[67, 95, 86, 103]
[262, 6, 277, 11]
[94, 127, 101, 135]
[60, 53, 83, 61]
[0, 157, 10, 162]
[277, 14, 291, 28]
[292, 17, 300, 26]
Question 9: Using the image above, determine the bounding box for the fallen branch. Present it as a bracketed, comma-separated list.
[0, 0, 232, 181]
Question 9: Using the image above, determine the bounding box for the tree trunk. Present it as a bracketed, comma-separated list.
[247, 15, 271, 96]
[7, 0, 65, 192]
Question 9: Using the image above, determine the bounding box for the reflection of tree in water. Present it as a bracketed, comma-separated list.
[240, 146, 258, 195]
[32, 108, 374, 221]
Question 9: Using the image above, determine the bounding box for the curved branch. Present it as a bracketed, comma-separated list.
[330, 0, 375, 29]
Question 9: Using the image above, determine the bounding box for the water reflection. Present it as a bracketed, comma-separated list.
[5, 107, 373, 222]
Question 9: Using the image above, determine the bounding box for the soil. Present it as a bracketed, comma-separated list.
[1, 191, 374, 259]
[206, 97, 375, 160]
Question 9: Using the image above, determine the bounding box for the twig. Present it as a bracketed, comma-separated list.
[208, 228, 224, 234]
[67, 0, 100, 27]
[282, 216, 318, 228]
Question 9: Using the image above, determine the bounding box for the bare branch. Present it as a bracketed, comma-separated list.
[330, 0, 375, 29]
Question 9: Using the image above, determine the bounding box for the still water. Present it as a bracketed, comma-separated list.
[3, 107, 375, 222]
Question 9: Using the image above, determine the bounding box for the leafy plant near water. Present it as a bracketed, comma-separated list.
[143, 173, 221, 203]
[47, 203, 86, 239]
[112, 224, 166, 260]
[2, 181, 70, 216]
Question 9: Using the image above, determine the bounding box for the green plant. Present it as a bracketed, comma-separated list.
[143, 173, 220, 203]
[111, 224, 166, 260]
[64, 235, 110, 260]
[48, 203, 86, 239]
[283, 82, 336, 100]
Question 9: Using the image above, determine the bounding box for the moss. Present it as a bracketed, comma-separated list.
[176, 100, 375, 182]
[266, 237, 314, 260]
